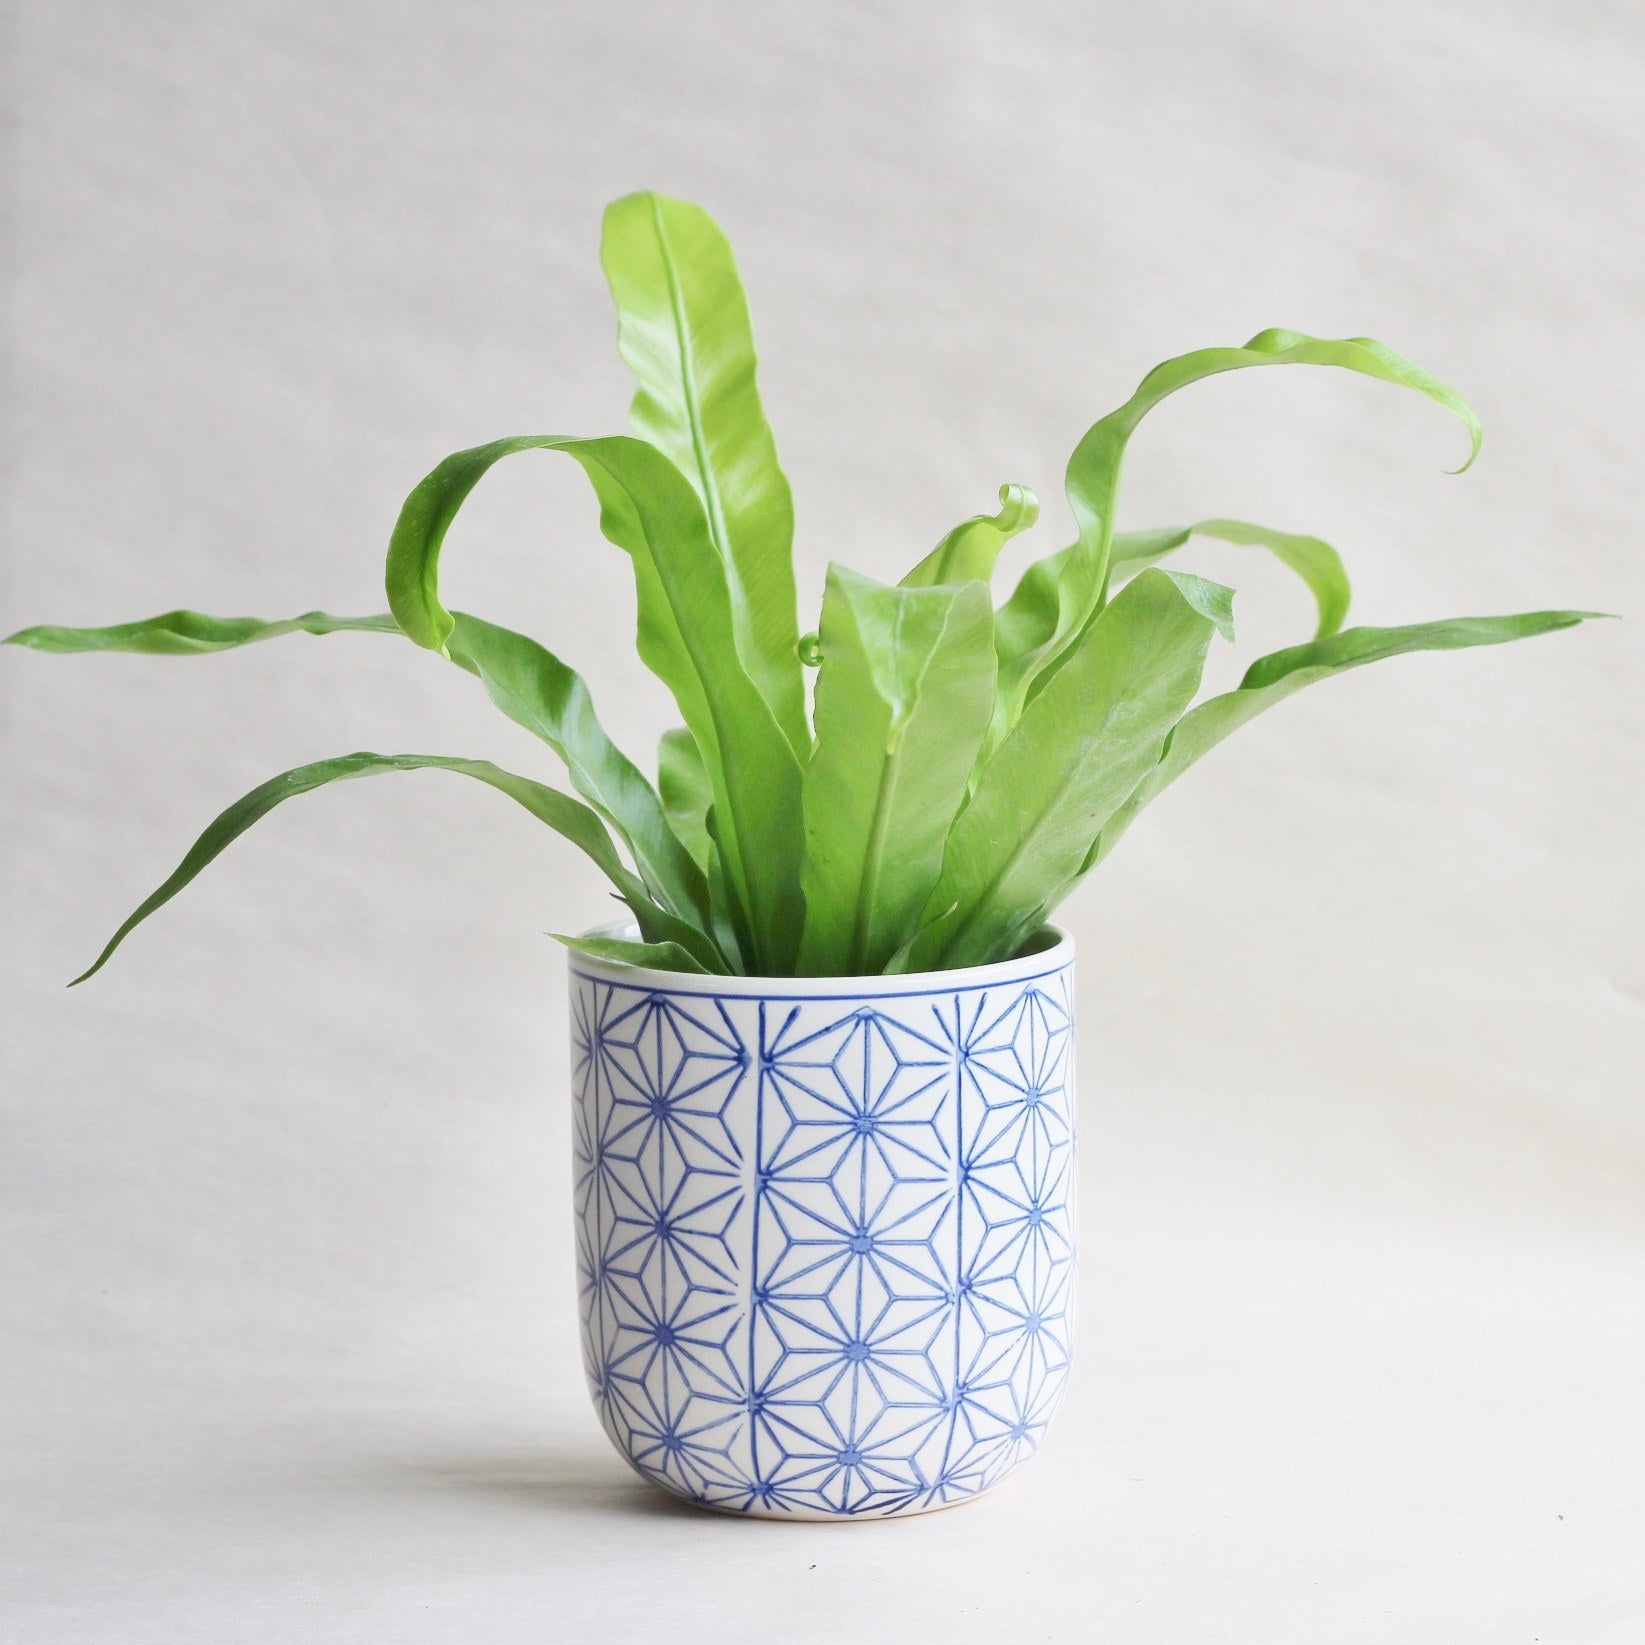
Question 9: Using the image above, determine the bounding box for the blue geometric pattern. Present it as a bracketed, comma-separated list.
[570, 956, 1076, 1519]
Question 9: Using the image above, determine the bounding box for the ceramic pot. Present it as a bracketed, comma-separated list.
[569, 924, 1076, 1520]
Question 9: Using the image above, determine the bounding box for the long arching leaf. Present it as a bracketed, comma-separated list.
[4, 610, 399, 653]
[912, 568, 1230, 971]
[657, 727, 714, 873]
[70, 752, 724, 985]
[383, 433, 805, 973]
[993, 540, 1074, 668]
[1109, 518, 1351, 640]
[658, 726, 747, 969]
[994, 514, 1350, 685]
[5, 606, 714, 943]
[1087, 608, 1610, 871]
[797, 568, 995, 976]
[444, 613, 709, 927]
[998, 330, 1481, 732]
[601, 191, 807, 756]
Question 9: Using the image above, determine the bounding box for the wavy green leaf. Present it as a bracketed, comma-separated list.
[993, 540, 1074, 667]
[69, 751, 724, 985]
[444, 613, 709, 929]
[1088, 608, 1611, 871]
[914, 568, 1228, 970]
[997, 329, 1481, 731]
[657, 725, 747, 969]
[601, 191, 807, 756]
[3, 605, 715, 948]
[797, 567, 996, 975]
[701, 801, 756, 970]
[657, 728, 714, 871]
[383, 433, 805, 973]
[552, 931, 709, 974]
[994, 513, 1348, 685]
[3, 610, 399, 653]
[900, 484, 1039, 590]
[1110, 518, 1351, 640]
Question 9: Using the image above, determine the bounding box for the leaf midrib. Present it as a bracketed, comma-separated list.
[649, 195, 732, 565]
[844, 598, 931, 972]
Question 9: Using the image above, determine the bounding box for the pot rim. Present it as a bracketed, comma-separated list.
[566, 921, 1074, 998]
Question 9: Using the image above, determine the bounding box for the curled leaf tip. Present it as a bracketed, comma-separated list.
[993, 483, 1040, 535]
[1446, 426, 1483, 476]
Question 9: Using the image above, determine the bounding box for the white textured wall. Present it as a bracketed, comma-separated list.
[2, 2, 1640, 1639]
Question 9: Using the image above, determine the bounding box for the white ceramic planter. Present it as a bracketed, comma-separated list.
[568, 924, 1077, 1520]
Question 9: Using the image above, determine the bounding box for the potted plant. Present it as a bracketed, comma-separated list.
[5, 192, 1603, 1520]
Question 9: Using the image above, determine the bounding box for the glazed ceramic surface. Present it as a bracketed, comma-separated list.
[569, 926, 1076, 1519]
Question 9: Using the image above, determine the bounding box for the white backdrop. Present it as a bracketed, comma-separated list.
[2, 1, 1641, 1640]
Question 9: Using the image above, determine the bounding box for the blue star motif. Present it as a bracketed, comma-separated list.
[570, 961, 1077, 1516]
